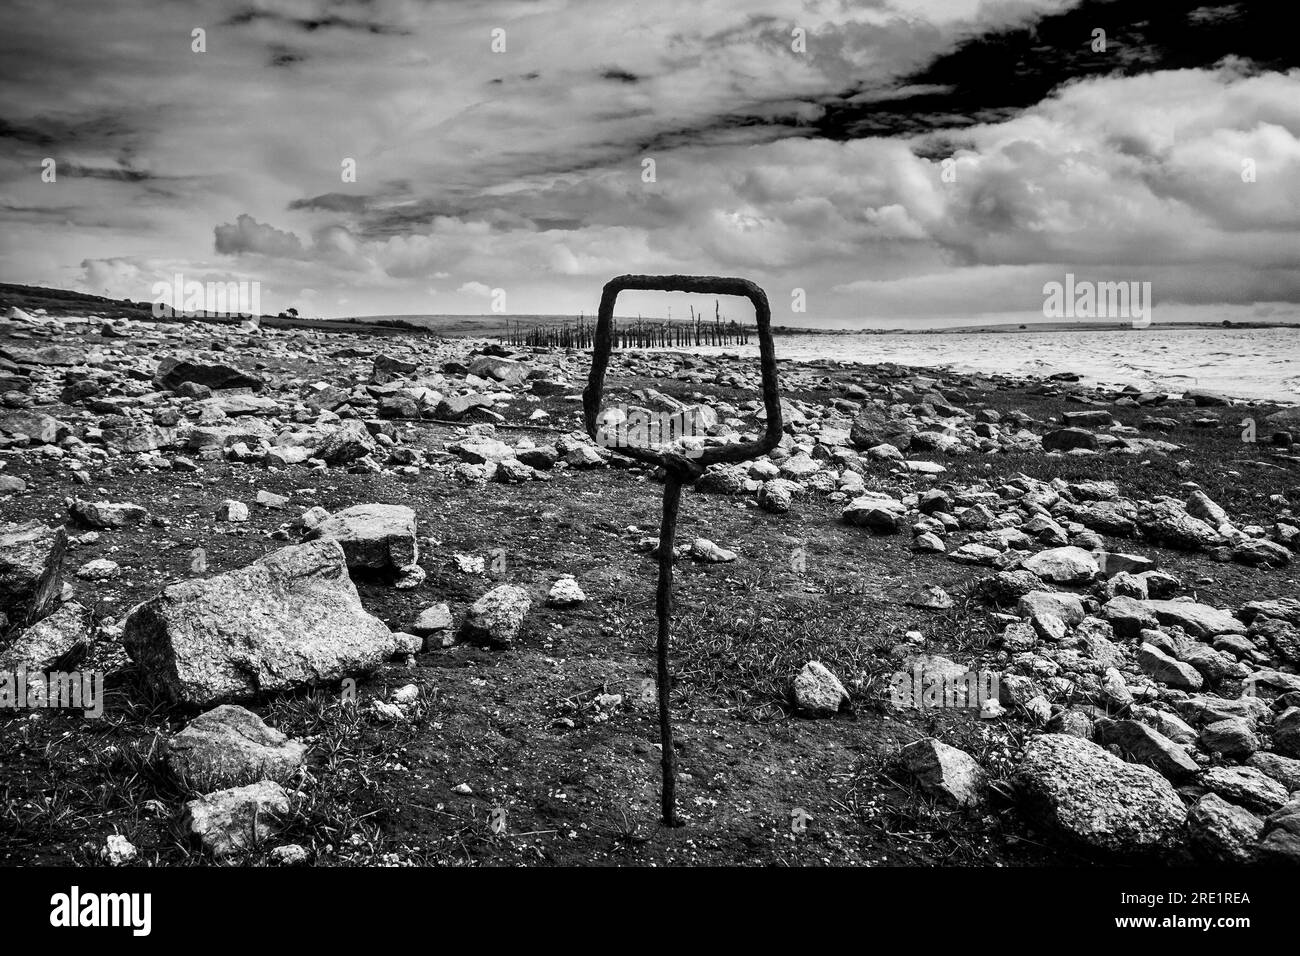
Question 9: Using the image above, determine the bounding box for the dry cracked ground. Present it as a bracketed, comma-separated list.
[2, 301, 1300, 867]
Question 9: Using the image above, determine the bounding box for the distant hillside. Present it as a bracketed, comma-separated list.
[0, 283, 434, 336]
[0, 282, 159, 322]
[0, 285, 777, 339]
[6, 282, 1294, 339]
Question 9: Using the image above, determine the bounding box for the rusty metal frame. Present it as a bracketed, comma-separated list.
[582, 274, 783, 826]
[583, 274, 783, 477]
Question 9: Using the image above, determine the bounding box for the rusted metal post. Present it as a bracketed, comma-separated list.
[655, 474, 683, 824]
[584, 274, 783, 827]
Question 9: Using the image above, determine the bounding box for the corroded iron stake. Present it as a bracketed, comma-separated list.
[584, 274, 783, 826]
[655, 476, 683, 825]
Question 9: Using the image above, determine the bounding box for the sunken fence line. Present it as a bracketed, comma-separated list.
[499, 311, 752, 350]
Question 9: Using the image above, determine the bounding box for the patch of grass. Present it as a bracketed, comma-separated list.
[670, 589, 896, 719]
[0, 711, 180, 865]
[255, 685, 480, 866]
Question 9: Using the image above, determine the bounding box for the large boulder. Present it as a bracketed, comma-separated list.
[1240, 598, 1300, 626]
[69, 499, 148, 530]
[460, 584, 532, 647]
[1186, 490, 1230, 528]
[1062, 410, 1113, 428]
[467, 355, 528, 385]
[0, 520, 67, 625]
[1248, 752, 1300, 792]
[0, 601, 92, 671]
[187, 419, 275, 452]
[1258, 798, 1300, 864]
[1246, 619, 1300, 666]
[0, 409, 69, 444]
[899, 738, 987, 807]
[1093, 717, 1199, 781]
[108, 423, 181, 453]
[792, 661, 849, 717]
[1042, 427, 1098, 451]
[1274, 707, 1300, 758]
[1201, 766, 1290, 815]
[1185, 388, 1231, 407]
[183, 781, 288, 857]
[1188, 794, 1263, 864]
[778, 453, 822, 479]
[1233, 537, 1292, 568]
[155, 357, 263, 392]
[1200, 717, 1259, 758]
[123, 540, 396, 705]
[370, 354, 419, 385]
[1022, 546, 1100, 584]
[1101, 595, 1159, 637]
[841, 493, 907, 533]
[758, 478, 798, 514]
[435, 393, 492, 420]
[848, 408, 911, 451]
[166, 704, 307, 791]
[698, 464, 748, 495]
[1013, 733, 1187, 854]
[1017, 590, 1085, 627]
[1142, 599, 1246, 638]
[5, 344, 93, 367]
[547, 576, 586, 607]
[448, 437, 514, 464]
[207, 394, 279, 417]
[412, 603, 454, 637]
[313, 420, 377, 465]
[1061, 501, 1138, 537]
[979, 569, 1047, 605]
[1137, 502, 1220, 550]
[1137, 643, 1204, 690]
[304, 504, 418, 575]
[1175, 693, 1272, 730]
[671, 404, 718, 438]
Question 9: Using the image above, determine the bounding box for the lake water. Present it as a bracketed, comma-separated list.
[683, 326, 1300, 404]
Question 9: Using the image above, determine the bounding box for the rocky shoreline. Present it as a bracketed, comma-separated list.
[2, 304, 1300, 866]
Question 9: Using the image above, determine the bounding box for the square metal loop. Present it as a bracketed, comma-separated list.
[582, 274, 783, 471]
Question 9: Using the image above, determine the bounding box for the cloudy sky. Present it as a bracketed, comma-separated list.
[2, 0, 1299, 326]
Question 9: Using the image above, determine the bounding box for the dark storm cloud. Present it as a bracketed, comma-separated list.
[488, 71, 541, 86]
[0, 118, 55, 147]
[224, 7, 411, 36]
[289, 193, 372, 214]
[600, 68, 640, 83]
[811, 0, 1300, 141]
[0, 113, 141, 152]
[269, 46, 305, 67]
[62, 164, 155, 182]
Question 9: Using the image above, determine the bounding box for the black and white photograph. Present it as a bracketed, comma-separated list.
[0, 0, 1297, 936]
